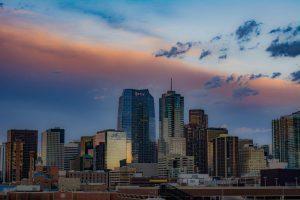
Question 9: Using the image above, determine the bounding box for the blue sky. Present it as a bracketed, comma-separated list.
[0, 0, 299, 145]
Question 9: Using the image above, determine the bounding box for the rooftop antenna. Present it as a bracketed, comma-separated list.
[170, 78, 173, 91]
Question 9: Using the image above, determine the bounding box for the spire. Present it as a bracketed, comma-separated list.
[170, 78, 173, 91]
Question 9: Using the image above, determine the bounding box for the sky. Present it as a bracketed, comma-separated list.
[0, 0, 299, 145]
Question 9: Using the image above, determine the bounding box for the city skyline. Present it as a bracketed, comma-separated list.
[1, 0, 300, 145]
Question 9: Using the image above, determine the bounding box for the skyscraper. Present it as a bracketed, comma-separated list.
[118, 89, 156, 163]
[94, 130, 129, 170]
[5, 129, 38, 182]
[213, 134, 239, 178]
[188, 109, 208, 127]
[184, 109, 208, 173]
[41, 128, 65, 170]
[158, 84, 185, 157]
[64, 141, 80, 171]
[272, 111, 300, 168]
[0, 144, 5, 182]
[206, 128, 228, 175]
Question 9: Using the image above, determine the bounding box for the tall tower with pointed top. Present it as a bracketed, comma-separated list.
[158, 81, 185, 157]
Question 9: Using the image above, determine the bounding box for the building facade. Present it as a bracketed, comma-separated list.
[206, 128, 228, 175]
[41, 128, 65, 170]
[80, 136, 94, 170]
[239, 144, 266, 176]
[94, 130, 129, 170]
[158, 155, 194, 178]
[272, 111, 300, 168]
[67, 171, 107, 184]
[158, 89, 185, 157]
[109, 166, 137, 188]
[213, 134, 239, 178]
[5, 129, 38, 182]
[117, 89, 156, 163]
[185, 109, 208, 174]
[64, 141, 80, 171]
[0, 144, 5, 182]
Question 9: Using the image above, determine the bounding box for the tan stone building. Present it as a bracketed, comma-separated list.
[158, 155, 194, 178]
[239, 145, 266, 176]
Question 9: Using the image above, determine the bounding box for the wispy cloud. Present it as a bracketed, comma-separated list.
[290, 70, 300, 83]
[232, 87, 259, 100]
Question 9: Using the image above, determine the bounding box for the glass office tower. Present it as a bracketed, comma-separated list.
[158, 89, 185, 157]
[118, 89, 156, 163]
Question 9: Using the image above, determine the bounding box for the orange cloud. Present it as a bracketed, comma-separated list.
[0, 21, 299, 108]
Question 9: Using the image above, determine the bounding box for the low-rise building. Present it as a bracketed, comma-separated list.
[127, 163, 158, 177]
[66, 171, 107, 184]
[158, 155, 194, 178]
[260, 169, 300, 186]
[58, 177, 81, 191]
[267, 158, 288, 169]
[239, 144, 267, 177]
[109, 166, 137, 188]
[178, 174, 211, 186]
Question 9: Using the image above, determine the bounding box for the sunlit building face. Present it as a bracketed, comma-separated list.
[95, 130, 128, 170]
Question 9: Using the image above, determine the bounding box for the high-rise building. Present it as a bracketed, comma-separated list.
[188, 109, 208, 127]
[5, 129, 38, 182]
[238, 139, 253, 151]
[94, 130, 129, 170]
[206, 128, 228, 175]
[80, 136, 94, 170]
[41, 128, 65, 170]
[64, 141, 80, 171]
[239, 144, 266, 176]
[272, 111, 300, 168]
[213, 134, 239, 178]
[184, 109, 208, 173]
[158, 85, 185, 157]
[261, 144, 270, 158]
[0, 144, 5, 182]
[117, 89, 156, 163]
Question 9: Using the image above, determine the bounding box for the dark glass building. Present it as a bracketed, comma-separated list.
[184, 109, 208, 173]
[5, 129, 38, 182]
[118, 89, 156, 163]
[272, 111, 300, 168]
[213, 135, 239, 178]
[159, 89, 185, 157]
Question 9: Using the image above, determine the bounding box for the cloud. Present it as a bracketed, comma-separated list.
[218, 54, 227, 60]
[232, 87, 259, 100]
[210, 35, 222, 42]
[154, 42, 194, 58]
[199, 50, 211, 60]
[290, 70, 300, 83]
[226, 74, 235, 83]
[271, 72, 281, 79]
[235, 20, 261, 42]
[266, 40, 300, 57]
[203, 76, 223, 89]
[269, 25, 296, 35]
[249, 73, 268, 80]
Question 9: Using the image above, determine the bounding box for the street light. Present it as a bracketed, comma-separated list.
[263, 177, 267, 187]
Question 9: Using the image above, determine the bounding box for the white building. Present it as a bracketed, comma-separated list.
[178, 174, 211, 186]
